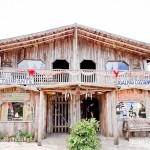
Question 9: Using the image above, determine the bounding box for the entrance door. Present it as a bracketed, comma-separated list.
[52, 95, 70, 133]
[81, 97, 99, 120]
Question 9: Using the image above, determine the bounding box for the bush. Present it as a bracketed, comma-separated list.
[67, 119, 101, 150]
[0, 132, 5, 140]
[16, 130, 32, 142]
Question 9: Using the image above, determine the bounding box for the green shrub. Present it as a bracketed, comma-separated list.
[16, 130, 32, 142]
[67, 118, 101, 150]
[0, 132, 5, 140]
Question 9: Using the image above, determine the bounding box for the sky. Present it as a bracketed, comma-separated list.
[0, 0, 150, 44]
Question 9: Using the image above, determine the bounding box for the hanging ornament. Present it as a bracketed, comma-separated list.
[85, 90, 88, 100]
[90, 92, 92, 100]
[28, 69, 35, 76]
[112, 42, 116, 49]
[64, 90, 67, 101]
[70, 93, 72, 101]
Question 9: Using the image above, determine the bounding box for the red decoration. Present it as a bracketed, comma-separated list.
[114, 70, 119, 77]
[28, 69, 35, 76]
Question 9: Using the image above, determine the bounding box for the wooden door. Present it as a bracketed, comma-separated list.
[50, 95, 70, 133]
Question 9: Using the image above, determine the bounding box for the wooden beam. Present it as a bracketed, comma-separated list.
[78, 29, 150, 53]
[78, 34, 147, 56]
[0, 29, 74, 49]
[38, 90, 44, 146]
[0, 34, 73, 52]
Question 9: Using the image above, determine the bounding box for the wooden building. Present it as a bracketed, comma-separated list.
[0, 24, 150, 144]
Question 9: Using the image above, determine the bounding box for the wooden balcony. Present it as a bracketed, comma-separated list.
[0, 68, 150, 89]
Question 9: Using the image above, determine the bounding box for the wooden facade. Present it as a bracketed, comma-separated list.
[0, 24, 150, 144]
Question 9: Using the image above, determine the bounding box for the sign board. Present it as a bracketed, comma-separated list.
[1, 93, 30, 101]
[118, 80, 150, 86]
[118, 93, 144, 101]
[0, 79, 34, 85]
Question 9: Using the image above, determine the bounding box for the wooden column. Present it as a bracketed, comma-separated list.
[106, 92, 113, 136]
[112, 91, 119, 145]
[38, 90, 44, 146]
[76, 94, 81, 121]
[72, 94, 76, 125]
[143, 60, 148, 71]
[73, 27, 78, 70]
[145, 91, 150, 119]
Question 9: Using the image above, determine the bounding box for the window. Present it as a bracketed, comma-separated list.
[18, 59, 45, 69]
[105, 61, 129, 71]
[116, 102, 146, 119]
[0, 102, 33, 121]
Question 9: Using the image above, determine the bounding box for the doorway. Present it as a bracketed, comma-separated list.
[51, 94, 70, 133]
[81, 97, 99, 121]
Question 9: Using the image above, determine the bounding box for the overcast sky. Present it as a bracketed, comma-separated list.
[0, 0, 150, 43]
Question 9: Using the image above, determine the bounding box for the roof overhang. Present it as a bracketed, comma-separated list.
[37, 82, 116, 93]
[0, 23, 150, 57]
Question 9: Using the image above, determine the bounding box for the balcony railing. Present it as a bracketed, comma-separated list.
[0, 68, 150, 88]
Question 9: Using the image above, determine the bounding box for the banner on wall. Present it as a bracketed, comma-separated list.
[118, 80, 150, 86]
[1, 93, 30, 101]
[0, 79, 34, 85]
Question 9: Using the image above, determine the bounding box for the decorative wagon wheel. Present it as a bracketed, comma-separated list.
[123, 121, 129, 140]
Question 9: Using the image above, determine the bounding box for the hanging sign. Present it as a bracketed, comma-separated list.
[118, 80, 150, 85]
[118, 93, 144, 101]
[1, 93, 30, 101]
[0, 79, 34, 85]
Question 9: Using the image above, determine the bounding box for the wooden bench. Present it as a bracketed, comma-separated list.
[123, 118, 150, 140]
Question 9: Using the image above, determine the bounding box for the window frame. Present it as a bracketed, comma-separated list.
[0, 101, 34, 123]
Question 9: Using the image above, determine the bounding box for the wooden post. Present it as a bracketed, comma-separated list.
[112, 90, 119, 145]
[73, 26, 78, 70]
[143, 60, 148, 71]
[145, 91, 150, 119]
[76, 93, 81, 121]
[38, 90, 44, 146]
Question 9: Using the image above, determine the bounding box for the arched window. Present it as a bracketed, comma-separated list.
[80, 60, 96, 82]
[105, 61, 129, 71]
[52, 59, 69, 82]
[80, 60, 96, 69]
[53, 59, 69, 69]
[18, 59, 45, 69]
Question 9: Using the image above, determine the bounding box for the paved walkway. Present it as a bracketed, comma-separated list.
[0, 134, 150, 150]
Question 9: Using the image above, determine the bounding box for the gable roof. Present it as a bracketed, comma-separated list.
[0, 23, 150, 56]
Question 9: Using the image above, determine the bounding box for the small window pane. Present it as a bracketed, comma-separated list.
[8, 102, 24, 121]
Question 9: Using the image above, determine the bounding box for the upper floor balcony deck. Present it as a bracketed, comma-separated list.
[0, 68, 150, 89]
